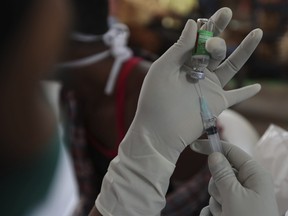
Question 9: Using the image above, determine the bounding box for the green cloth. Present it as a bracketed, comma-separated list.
[0, 133, 61, 216]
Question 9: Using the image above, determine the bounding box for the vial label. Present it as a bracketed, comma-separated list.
[193, 30, 213, 56]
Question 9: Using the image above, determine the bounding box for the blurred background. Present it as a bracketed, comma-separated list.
[4, 1, 288, 215]
[110, 0, 288, 135]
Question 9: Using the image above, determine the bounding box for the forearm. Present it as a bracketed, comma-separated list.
[95, 131, 175, 216]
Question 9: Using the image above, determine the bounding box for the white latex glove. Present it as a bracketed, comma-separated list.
[191, 140, 279, 216]
[96, 7, 263, 216]
[131, 21, 262, 165]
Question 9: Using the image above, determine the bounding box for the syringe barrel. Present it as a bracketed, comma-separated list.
[207, 132, 223, 153]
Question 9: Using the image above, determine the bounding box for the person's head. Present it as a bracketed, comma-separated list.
[0, 0, 72, 160]
[0, 0, 71, 83]
[72, 0, 109, 35]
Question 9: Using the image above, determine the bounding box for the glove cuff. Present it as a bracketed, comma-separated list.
[96, 131, 175, 216]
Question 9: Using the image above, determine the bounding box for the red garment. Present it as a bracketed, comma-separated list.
[89, 57, 142, 159]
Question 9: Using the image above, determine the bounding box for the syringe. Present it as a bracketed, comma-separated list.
[185, 17, 223, 153]
[199, 96, 223, 153]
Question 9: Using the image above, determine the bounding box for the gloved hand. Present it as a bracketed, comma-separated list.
[130, 18, 262, 165]
[191, 140, 279, 216]
[96, 7, 263, 216]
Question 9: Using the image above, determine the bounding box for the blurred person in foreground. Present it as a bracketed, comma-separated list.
[0, 0, 79, 215]
[0, 0, 274, 216]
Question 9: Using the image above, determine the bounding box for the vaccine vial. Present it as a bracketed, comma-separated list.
[188, 18, 214, 80]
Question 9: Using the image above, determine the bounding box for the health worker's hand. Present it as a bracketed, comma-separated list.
[96, 8, 263, 216]
[191, 141, 279, 216]
[130, 15, 262, 164]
